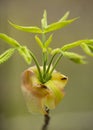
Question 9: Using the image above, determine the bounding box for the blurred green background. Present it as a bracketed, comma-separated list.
[0, 0, 93, 130]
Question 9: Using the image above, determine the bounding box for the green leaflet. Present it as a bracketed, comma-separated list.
[8, 21, 42, 34]
[41, 10, 47, 29]
[0, 33, 21, 48]
[62, 40, 84, 51]
[63, 51, 86, 64]
[35, 35, 47, 53]
[81, 43, 93, 56]
[0, 48, 15, 64]
[35, 35, 44, 49]
[44, 18, 77, 33]
[18, 46, 32, 64]
[44, 34, 53, 48]
[51, 48, 61, 55]
[88, 45, 93, 52]
[61, 39, 93, 51]
[59, 11, 70, 22]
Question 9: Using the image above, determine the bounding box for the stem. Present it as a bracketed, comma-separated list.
[44, 53, 57, 81]
[43, 51, 47, 75]
[49, 53, 63, 75]
[42, 108, 50, 130]
[29, 50, 43, 82]
[42, 33, 47, 79]
[45, 53, 57, 74]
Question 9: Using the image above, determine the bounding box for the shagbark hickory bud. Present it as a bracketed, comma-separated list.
[21, 66, 68, 114]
